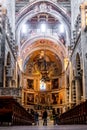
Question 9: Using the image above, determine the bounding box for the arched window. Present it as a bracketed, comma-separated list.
[7, 52, 11, 66]
[76, 53, 81, 77]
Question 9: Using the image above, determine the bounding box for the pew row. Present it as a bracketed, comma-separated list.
[59, 100, 87, 124]
[0, 96, 34, 126]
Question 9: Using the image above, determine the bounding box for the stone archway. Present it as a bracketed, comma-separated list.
[15, 0, 70, 112]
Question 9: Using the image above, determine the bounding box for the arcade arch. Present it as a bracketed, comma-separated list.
[15, 0, 71, 112]
[75, 53, 83, 103]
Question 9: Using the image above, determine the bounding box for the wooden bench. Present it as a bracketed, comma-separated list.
[0, 96, 34, 126]
[59, 100, 87, 124]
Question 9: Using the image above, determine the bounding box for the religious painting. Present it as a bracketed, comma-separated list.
[27, 79, 34, 89]
[27, 93, 34, 105]
[52, 78, 59, 89]
[52, 93, 58, 104]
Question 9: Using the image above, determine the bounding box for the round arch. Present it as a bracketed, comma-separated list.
[19, 38, 67, 71]
[16, 0, 70, 82]
[16, 0, 71, 49]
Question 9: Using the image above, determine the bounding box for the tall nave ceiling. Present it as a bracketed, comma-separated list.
[1, 0, 87, 119]
[16, 0, 71, 77]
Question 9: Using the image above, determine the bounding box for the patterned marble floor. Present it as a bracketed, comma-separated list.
[0, 125, 87, 130]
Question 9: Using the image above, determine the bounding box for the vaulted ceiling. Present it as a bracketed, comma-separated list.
[16, 0, 71, 78]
